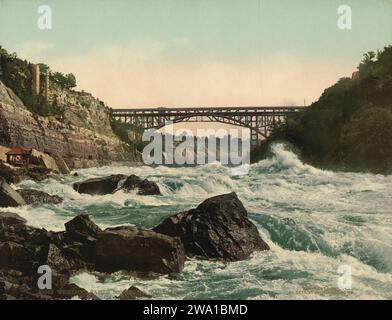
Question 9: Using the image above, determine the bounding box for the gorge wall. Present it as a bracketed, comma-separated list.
[0, 80, 136, 169]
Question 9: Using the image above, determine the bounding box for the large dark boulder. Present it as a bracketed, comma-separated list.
[64, 215, 102, 262]
[0, 241, 30, 271]
[0, 162, 25, 184]
[121, 174, 161, 195]
[0, 178, 26, 207]
[0, 212, 27, 228]
[0, 212, 30, 244]
[95, 226, 185, 275]
[17, 189, 63, 205]
[154, 192, 270, 261]
[73, 174, 126, 195]
[0, 269, 98, 300]
[64, 214, 102, 240]
[44, 243, 71, 274]
[72, 174, 161, 196]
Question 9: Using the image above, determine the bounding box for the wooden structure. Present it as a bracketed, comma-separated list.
[6, 147, 32, 168]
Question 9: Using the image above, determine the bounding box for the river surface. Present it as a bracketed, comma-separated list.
[3, 143, 392, 299]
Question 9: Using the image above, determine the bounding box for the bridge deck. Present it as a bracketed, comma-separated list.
[111, 106, 303, 116]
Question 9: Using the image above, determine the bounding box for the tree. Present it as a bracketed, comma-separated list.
[51, 72, 77, 89]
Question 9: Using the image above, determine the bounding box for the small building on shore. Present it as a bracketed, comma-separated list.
[5, 147, 32, 168]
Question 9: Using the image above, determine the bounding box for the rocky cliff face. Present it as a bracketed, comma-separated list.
[0, 81, 135, 169]
[47, 81, 115, 138]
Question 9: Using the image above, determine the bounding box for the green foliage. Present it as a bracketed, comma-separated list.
[0, 46, 76, 116]
[257, 45, 392, 174]
[110, 118, 146, 151]
[51, 72, 76, 89]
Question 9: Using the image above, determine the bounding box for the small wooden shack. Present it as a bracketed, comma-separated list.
[6, 147, 32, 168]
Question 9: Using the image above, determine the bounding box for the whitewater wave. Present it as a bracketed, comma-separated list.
[5, 142, 392, 299]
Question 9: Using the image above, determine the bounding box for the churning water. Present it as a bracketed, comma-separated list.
[3, 143, 392, 299]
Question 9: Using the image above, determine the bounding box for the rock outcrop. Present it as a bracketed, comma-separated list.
[0, 178, 26, 207]
[121, 174, 161, 195]
[154, 192, 270, 261]
[73, 175, 126, 195]
[0, 160, 53, 183]
[73, 174, 161, 196]
[95, 226, 185, 275]
[0, 212, 185, 299]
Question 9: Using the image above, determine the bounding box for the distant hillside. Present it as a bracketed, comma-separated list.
[255, 45, 392, 174]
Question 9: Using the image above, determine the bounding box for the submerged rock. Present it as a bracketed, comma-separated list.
[154, 192, 270, 261]
[73, 174, 125, 195]
[0, 178, 26, 207]
[121, 174, 161, 195]
[17, 189, 63, 205]
[95, 226, 185, 275]
[116, 286, 151, 300]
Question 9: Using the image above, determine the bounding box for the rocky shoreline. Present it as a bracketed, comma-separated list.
[0, 173, 269, 300]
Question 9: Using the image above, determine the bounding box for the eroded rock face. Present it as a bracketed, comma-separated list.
[95, 226, 186, 275]
[18, 189, 63, 205]
[0, 178, 26, 207]
[73, 175, 126, 195]
[154, 192, 270, 261]
[0, 81, 136, 170]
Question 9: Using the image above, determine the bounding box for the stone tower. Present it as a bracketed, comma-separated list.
[31, 64, 40, 95]
[44, 71, 49, 100]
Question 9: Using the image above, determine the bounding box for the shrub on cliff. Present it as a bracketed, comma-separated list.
[257, 45, 392, 174]
[51, 72, 76, 89]
[110, 118, 147, 152]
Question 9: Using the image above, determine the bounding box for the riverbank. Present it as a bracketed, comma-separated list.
[253, 46, 392, 175]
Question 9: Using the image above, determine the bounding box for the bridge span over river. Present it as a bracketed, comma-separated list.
[110, 106, 304, 147]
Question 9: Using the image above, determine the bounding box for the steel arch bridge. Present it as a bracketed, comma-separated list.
[111, 106, 303, 147]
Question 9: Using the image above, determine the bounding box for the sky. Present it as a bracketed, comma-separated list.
[0, 0, 392, 108]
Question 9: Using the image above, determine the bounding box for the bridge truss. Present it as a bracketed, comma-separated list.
[111, 106, 303, 147]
